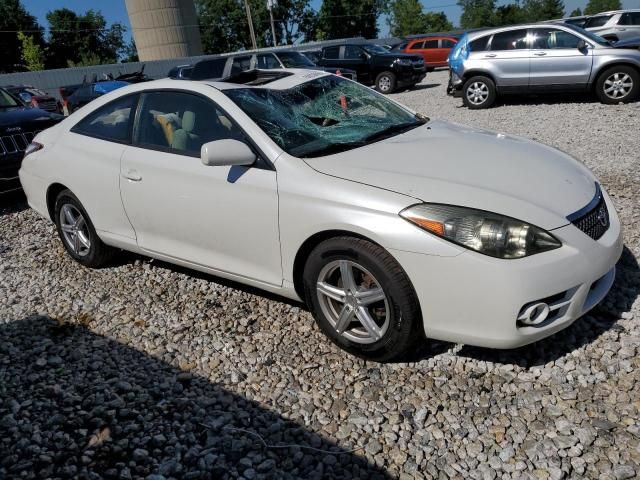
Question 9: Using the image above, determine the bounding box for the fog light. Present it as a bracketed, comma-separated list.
[518, 302, 550, 326]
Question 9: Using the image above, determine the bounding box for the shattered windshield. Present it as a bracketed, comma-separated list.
[223, 75, 426, 157]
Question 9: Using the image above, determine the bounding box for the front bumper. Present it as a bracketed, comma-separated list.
[0, 153, 23, 194]
[447, 70, 463, 97]
[389, 192, 623, 349]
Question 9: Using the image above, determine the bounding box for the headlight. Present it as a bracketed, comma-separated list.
[396, 58, 412, 66]
[400, 204, 562, 259]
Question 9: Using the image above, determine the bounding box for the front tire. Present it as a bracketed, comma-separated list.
[462, 75, 496, 109]
[375, 71, 397, 94]
[303, 237, 423, 362]
[595, 66, 639, 104]
[54, 190, 115, 268]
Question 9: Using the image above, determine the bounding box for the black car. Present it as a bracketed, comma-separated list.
[181, 50, 358, 81]
[0, 88, 62, 194]
[316, 43, 426, 93]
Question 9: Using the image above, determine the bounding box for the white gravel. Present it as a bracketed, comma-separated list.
[1, 70, 639, 479]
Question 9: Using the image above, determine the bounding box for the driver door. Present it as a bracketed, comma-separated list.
[119, 90, 282, 286]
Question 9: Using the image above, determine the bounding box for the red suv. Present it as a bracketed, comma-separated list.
[398, 36, 458, 70]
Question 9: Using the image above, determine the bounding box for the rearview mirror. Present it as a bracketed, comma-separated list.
[577, 40, 588, 50]
[201, 139, 256, 167]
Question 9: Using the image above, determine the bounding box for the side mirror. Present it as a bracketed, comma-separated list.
[577, 40, 588, 50]
[201, 139, 256, 167]
[19, 92, 32, 104]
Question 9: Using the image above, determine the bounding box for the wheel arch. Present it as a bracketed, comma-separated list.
[462, 70, 496, 84]
[592, 61, 640, 89]
[292, 229, 382, 302]
[46, 182, 70, 221]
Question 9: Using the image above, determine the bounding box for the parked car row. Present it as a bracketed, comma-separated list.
[556, 9, 640, 42]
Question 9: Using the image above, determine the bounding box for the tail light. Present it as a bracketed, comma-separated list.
[24, 142, 43, 158]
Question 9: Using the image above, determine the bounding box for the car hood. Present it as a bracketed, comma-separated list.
[304, 120, 597, 230]
[0, 107, 62, 129]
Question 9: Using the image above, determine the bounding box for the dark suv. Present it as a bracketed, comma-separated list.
[316, 44, 426, 93]
[0, 88, 62, 194]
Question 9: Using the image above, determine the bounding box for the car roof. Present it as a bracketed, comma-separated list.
[593, 9, 640, 15]
[465, 23, 579, 41]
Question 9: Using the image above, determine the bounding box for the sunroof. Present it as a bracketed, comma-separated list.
[221, 69, 294, 86]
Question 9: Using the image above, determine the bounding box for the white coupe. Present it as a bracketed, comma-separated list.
[19, 69, 623, 361]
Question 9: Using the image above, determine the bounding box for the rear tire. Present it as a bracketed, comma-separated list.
[375, 71, 397, 94]
[303, 236, 423, 362]
[54, 190, 116, 268]
[462, 75, 496, 109]
[595, 66, 639, 104]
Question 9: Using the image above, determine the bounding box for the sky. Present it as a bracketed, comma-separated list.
[23, 0, 640, 41]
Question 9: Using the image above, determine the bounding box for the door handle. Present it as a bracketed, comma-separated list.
[533, 51, 547, 56]
[484, 54, 497, 58]
[123, 170, 142, 182]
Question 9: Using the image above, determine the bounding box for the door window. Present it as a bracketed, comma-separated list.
[619, 12, 640, 25]
[490, 29, 528, 50]
[134, 91, 244, 156]
[469, 36, 490, 52]
[530, 29, 581, 49]
[323, 46, 340, 59]
[583, 15, 613, 28]
[71, 94, 138, 143]
[423, 39, 439, 48]
[230, 56, 252, 75]
[344, 45, 365, 59]
[409, 41, 424, 50]
[442, 39, 457, 48]
[256, 54, 281, 69]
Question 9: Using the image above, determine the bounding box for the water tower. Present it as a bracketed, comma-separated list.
[125, 0, 203, 61]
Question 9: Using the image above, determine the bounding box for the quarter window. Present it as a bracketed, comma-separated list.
[423, 39, 439, 48]
[490, 30, 528, 50]
[71, 94, 138, 143]
[531, 29, 581, 49]
[409, 41, 424, 50]
[135, 92, 244, 156]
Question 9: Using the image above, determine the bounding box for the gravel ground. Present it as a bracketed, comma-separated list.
[1, 70, 639, 479]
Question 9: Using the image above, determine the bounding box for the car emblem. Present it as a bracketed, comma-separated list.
[597, 205, 608, 227]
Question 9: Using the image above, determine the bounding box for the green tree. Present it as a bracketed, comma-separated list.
[584, 0, 621, 15]
[122, 39, 139, 63]
[388, 0, 426, 36]
[494, 3, 526, 25]
[458, 0, 497, 29]
[0, 0, 44, 73]
[569, 7, 582, 16]
[315, 0, 383, 40]
[523, 0, 564, 22]
[423, 12, 453, 32]
[17, 32, 44, 71]
[273, 0, 315, 45]
[46, 9, 126, 68]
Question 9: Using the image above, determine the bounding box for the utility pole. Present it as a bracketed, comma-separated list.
[244, 0, 257, 50]
[267, 0, 278, 47]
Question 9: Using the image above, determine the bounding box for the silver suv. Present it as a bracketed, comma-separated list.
[447, 24, 640, 109]
[583, 10, 640, 42]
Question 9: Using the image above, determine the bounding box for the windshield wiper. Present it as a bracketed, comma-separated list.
[363, 120, 424, 144]
[301, 141, 367, 158]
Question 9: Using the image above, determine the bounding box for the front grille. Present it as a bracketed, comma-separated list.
[36, 99, 58, 112]
[569, 186, 609, 241]
[0, 131, 39, 156]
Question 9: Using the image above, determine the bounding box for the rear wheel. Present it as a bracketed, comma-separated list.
[303, 236, 423, 362]
[595, 66, 639, 104]
[375, 71, 397, 94]
[54, 190, 115, 268]
[462, 75, 496, 109]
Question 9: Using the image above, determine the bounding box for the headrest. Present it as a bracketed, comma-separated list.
[182, 111, 195, 132]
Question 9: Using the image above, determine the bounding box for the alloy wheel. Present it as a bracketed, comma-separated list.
[603, 72, 633, 100]
[316, 260, 390, 344]
[466, 81, 489, 105]
[59, 204, 91, 257]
